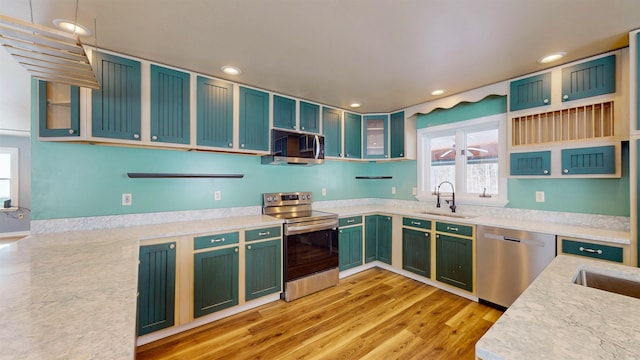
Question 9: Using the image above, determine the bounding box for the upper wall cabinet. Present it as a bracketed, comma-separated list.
[37, 81, 80, 137]
[630, 30, 640, 133]
[364, 114, 389, 159]
[390, 111, 405, 158]
[561, 55, 615, 102]
[323, 107, 342, 157]
[273, 95, 296, 130]
[299, 101, 320, 133]
[239, 87, 270, 151]
[150, 65, 190, 145]
[344, 112, 362, 159]
[91, 51, 142, 140]
[509, 73, 551, 111]
[196, 76, 234, 148]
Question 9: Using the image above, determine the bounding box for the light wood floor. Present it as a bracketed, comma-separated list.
[136, 268, 502, 360]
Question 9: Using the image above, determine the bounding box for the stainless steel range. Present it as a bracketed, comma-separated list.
[262, 192, 339, 302]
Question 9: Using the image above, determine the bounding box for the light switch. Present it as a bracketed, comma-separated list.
[535, 191, 545, 202]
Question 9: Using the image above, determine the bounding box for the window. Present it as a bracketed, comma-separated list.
[0, 147, 19, 208]
[417, 113, 508, 206]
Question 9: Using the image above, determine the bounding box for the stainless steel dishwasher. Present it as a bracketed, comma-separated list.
[477, 225, 556, 309]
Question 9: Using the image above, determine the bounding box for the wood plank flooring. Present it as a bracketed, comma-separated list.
[136, 268, 502, 360]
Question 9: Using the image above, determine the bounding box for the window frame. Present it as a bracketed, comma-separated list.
[0, 147, 19, 210]
[416, 113, 508, 207]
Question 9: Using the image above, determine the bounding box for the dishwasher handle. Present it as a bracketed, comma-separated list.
[483, 232, 548, 247]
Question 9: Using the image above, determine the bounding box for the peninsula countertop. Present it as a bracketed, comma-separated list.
[476, 255, 640, 359]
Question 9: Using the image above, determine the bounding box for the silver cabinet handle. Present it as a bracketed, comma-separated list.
[133, 133, 140, 139]
[247, 245, 252, 250]
[68, 129, 75, 134]
[411, 221, 421, 226]
[543, 169, 549, 174]
[447, 226, 459, 232]
[241, 144, 245, 148]
[234, 248, 239, 253]
[228, 143, 233, 147]
[425, 233, 429, 237]
[543, 98, 549, 104]
[151, 135, 158, 141]
[400, 153, 403, 157]
[169, 243, 175, 249]
[563, 94, 569, 100]
[258, 231, 270, 236]
[563, 169, 569, 174]
[211, 237, 225, 243]
[579, 246, 602, 255]
[347, 220, 355, 224]
[301, 126, 305, 130]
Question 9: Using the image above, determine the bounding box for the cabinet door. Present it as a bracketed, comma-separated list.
[138, 242, 176, 336]
[150, 65, 190, 144]
[91, 51, 141, 140]
[323, 107, 342, 157]
[436, 234, 472, 292]
[364, 115, 388, 159]
[560, 145, 615, 175]
[510, 151, 551, 176]
[239, 87, 269, 151]
[390, 111, 405, 158]
[402, 228, 430, 277]
[273, 95, 296, 130]
[364, 215, 378, 263]
[339, 226, 363, 271]
[344, 112, 362, 159]
[38, 81, 80, 137]
[197, 77, 234, 148]
[377, 215, 392, 265]
[562, 54, 616, 102]
[299, 101, 319, 133]
[245, 239, 282, 301]
[509, 73, 551, 111]
[194, 246, 239, 318]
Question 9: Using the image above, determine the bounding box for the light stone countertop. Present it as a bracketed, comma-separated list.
[475, 255, 640, 359]
[0, 215, 281, 360]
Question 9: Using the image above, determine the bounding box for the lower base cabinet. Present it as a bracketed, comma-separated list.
[193, 246, 240, 318]
[245, 239, 282, 301]
[435, 234, 473, 292]
[365, 215, 392, 265]
[339, 225, 363, 271]
[137, 242, 177, 336]
[402, 228, 431, 277]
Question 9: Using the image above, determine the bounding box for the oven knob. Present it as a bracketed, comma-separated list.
[302, 195, 307, 200]
[266, 196, 272, 202]
[308, 194, 312, 200]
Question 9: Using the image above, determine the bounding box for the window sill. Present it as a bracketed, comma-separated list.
[415, 194, 508, 208]
[0, 207, 19, 212]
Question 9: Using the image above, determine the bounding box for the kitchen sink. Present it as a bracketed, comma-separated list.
[573, 268, 640, 300]
[414, 211, 478, 219]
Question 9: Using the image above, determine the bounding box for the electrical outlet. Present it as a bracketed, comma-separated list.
[391, 186, 396, 195]
[535, 191, 545, 203]
[214, 191, 221, 201]
[322, 188, 327, 196]
[122, 193, 132, 206]
[412, 187, 417, 196]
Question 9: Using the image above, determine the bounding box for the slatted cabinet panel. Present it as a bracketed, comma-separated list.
[364, 215, 378, 263]
[390, 111, 405, 158]
[509, 72, 551, 111]
[323, 107, 342, 157]
[436, 233, 473, 292]
[150, 65, 190, 144]
[562, 55, 616, 102]
[510, 151, 551, 176]
[197, 77, 234, 148]
[193, 246, 239, 318]
[339, 216, 363, 271]
[402, 228, 431, 277]
[561, 145, 615, 175]
[91, 51, 141, 140]
[273, 95, 296, 130]
[239, 87, 270, 151]
[138, 242, 176, 336]
[299, 101, 320, 133]
[344, 112, 362, 159]
[245, 239, 281, 301]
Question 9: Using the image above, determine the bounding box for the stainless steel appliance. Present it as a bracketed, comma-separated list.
[477, 225, 556, 309]
[262, 192, 338, 301]
[261, 130, 324, 165]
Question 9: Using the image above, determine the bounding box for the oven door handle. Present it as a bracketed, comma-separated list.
[285, 220, 338, 235]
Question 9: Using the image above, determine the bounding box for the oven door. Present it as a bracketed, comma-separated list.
[284, 219, 338, 282]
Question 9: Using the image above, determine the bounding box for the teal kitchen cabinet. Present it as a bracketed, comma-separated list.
[364, 215, 392, 265]
[273, 95, 297, 130]
[91, 51, 141, 140]
[339, 216, 363, 271]
[402, 227, 431, 278]
[509, 72, 551, 111]
[390, 111, 405, 158]
[562, 54, 616, 102]
[239, 86, 269, 151]
[364, 115, 389, 159]
[560, 145, 615, 175]
[137, 242, 176, 336]
[435, 221, 474, 292]
[299, 101, 320, 133]
[150, 65, 190, 144]
[344, 112, 362, 159]
[510, 151, 551, 176]
[561, 238, 623, 263]
[245, 238, 282, 301]
[37, 81, 80, 137]
[323, 106, 342, 157]
[197, 76, 234, 148]
[193, 246, 239, 318]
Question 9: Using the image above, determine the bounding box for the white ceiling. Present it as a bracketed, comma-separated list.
[2, 0, 640, 113]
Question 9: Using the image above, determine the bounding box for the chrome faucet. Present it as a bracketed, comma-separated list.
[434, 181, 456, 213]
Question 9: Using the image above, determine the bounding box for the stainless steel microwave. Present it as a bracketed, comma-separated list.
[261, 129, 324, 165]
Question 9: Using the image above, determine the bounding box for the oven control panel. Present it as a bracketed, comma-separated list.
[263, 192, 313, 206]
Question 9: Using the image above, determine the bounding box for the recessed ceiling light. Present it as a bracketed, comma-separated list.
[221, 66, 241, 75]
[350, 103, 361, 108]
[53, 19, 91, 36]
[431, 89, 445, 96]
[538, 52, 566, 64]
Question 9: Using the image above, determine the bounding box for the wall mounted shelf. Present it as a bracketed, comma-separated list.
[127, 173, 244, 179]
[355, 176, 393, 179]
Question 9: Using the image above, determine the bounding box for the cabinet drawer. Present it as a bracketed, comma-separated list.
[402, 217, 431, 230]
[194, 232, 239, 250]
[562, 239, 623, 263]
[339, 216, 363, 227]
[436, 222, 473, 237]
[245, 226, 281, 242]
